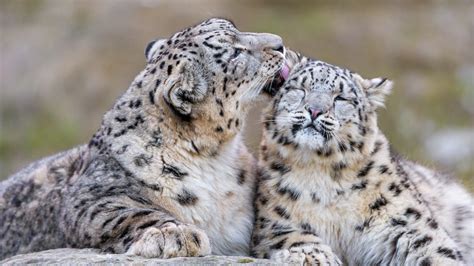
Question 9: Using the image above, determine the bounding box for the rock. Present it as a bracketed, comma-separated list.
[1, 248, 276, 265]
[424, 128, 474, 168]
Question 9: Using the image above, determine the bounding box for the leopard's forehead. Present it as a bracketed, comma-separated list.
[170, 18, 238, 43]
[146, 18, 241, 65]
[284, 60, 359, 95]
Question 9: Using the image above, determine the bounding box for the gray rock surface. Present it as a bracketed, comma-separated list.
[1, 248, 276, 265]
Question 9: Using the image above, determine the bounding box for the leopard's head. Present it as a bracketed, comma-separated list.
[263, 50, 392, 164]
[142, 18, 286, 129]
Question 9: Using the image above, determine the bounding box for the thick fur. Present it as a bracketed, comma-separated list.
[0, 18, 285, 260]
[251, 51, 473, 265]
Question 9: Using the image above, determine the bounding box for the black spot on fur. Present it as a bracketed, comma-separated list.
[259, 196, 269, 206]
[351, 180, 368, 190]
[411, 235, 432, 249]
[388, 182, 402, 196]
[271, 223, 295, 237]
[420, 257, 431, 266]
[118, 224, 131, 240]
[274, 206, 290, 219]
[378, 165, 389, 174]
[300, 223, 317, 235]
[291, 124, 302, 136]
[311, 192, 320, 203]
[369, 195, 388, 210]
[427, 218, 438, 229]
[101, 216, 115, 228]
[112, 216, 128, 231]
[237, 169, 246, 185]
[370, 141, 383, 155]
[149, 90, 155, 104]
[115, 116, 127, 123]
[405, 208, 421, 220]
[275, 181, 300, 201]
[270, 162, 291, 175]
[130, 210, 153, 219]
[289, 241, 317, 248]
[436, 247, 457, 260]
[357, 161, 374, 177]
[222, 77, 228, 92]
[355, 217, 373, 232]
[270, 238, 287, 250]
[176, 189, 198, 206]
[338, 141, 349, 153]
[136, 219, 159, 230]
[332, 162, 347, 172]
[390, 218, 407, 226]
[134, 154, 152, 167]
[258, 217, 271, 229]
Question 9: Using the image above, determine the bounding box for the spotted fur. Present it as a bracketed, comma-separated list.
[0, 18, 285, 260]
[251, 50, 473, 265]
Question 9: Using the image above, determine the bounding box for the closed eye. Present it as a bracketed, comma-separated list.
[334, 95, 348, 101]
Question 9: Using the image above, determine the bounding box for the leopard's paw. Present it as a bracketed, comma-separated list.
[126, 222, 211, 258]
[271, 243, 341, 265]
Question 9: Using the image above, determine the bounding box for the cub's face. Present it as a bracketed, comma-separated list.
[144, 18, 286, 120]
[265, 53, 392, 155]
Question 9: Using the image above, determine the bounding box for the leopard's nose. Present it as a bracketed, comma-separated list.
[239, 32, 284, 53]
[272, 45, 285, 54]
[307, 106, 322, 121]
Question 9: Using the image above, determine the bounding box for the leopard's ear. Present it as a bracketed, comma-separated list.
[353, 74, 393, 109]
[284, 48, 307, 71]
[161, 61, 207, 119]
[145, 39, 168, 63]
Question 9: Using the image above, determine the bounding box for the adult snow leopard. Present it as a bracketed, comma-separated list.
[0, 18, 286, 260]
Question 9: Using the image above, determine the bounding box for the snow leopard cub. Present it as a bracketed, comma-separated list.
[251, 50, 473, 265]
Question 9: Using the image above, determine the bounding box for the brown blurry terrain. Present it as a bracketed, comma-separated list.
[0, 0, 473, 191]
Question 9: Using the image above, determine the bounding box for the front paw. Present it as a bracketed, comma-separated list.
[127, 222, 211, 258]
[271, 243, 342, 266]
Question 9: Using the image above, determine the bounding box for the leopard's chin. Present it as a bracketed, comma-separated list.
[262, 63, 289, 96]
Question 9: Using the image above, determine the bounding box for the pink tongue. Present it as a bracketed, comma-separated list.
[280, 64, 290, 80]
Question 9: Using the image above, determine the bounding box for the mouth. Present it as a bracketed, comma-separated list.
[262, 63, 290, 96]
[303, 123, 333, 139]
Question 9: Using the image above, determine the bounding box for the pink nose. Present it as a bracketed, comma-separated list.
[308, 107, 321, 120]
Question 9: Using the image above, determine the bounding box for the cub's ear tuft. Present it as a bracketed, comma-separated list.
[145, 39, 168, 63]
[353, 74, 393, 109]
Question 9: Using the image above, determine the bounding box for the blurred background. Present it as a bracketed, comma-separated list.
[0, 0, 472, 191]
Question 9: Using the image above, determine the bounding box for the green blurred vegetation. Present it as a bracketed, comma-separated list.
[0, 0, 472, 191]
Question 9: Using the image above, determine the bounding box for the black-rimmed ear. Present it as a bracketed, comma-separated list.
[162, 61, 208, 119]
[353, 74, 393, 109]
[145, 39, 168, 63]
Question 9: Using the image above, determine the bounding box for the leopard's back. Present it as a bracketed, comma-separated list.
[0, 145, 86, 259]
[403, 161, 474, 262]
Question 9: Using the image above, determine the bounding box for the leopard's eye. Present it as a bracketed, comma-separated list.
[281, 88, 305, 110]
[334, 95, 348, 102]
[231, 48, 243, 59]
